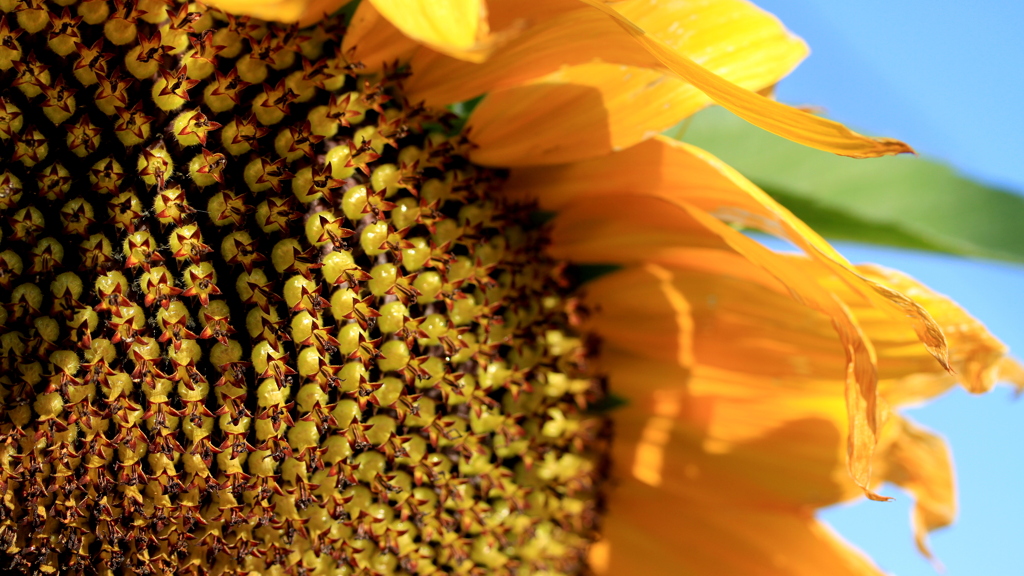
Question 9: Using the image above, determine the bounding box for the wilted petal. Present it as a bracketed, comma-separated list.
[874, 415, 956, 559]
[581, 0, 913, 157]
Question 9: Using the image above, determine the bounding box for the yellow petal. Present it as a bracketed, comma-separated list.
[343, 1, 420, 73]
[588, 260, 845, 380]
[572, 175, 1013, 560]
[340, 0, 575, 72]
[465, 73, 616, 166]
[581, 0, 914, 157]
[877, 372, 958, 409]
[202, 0, 351, 25]
[509, 135, 846, 259]
[404, 7, 657, 108]
[995, 357, 1024, 394]
[410, 0, 805, 109]
[584, 239, 1010, 561]
[367, 0, 492, 62]
[466, 0, 807, 166]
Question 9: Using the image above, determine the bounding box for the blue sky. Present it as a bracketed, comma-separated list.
[749, 1, 1024, 575]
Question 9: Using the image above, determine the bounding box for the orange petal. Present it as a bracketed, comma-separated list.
[548, 194, 730, 264]
[581, 0, 914, 157]
[346, 0, 579, 72]
[598, 501, 884, 576]
[587, 259, 876, 503]
[588, 260, 846, 381]
[601, 215, 887, 501]
[554, 175, 888, 496]
[599, 354, 861, 506]
[595, 399, 886, 576]
[465, 73, 615, 166]
[579, 266, 695, 368]
[485, 0, 582, 30]
[509, 135, 848, 260]
[596, 371, 956, 572]
[588, 256, 1006, 562]
[579, 219, 967, 499]
[597, 498, 884, 576]
[582, 247, 1009, 404]
[588, 257, 979, 388]
[995, 357, 1024, 394]
[522, 140, 998, 493]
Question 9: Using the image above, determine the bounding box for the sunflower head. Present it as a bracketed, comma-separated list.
[0, 0, 1019, 575]
[0, 1, 612, 574]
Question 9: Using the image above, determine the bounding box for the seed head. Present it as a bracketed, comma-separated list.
[0, 2, 607, 574]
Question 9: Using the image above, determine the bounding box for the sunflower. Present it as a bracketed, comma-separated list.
[0, 0, 1016, 575]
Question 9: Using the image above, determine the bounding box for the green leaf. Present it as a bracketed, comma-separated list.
[667, 107, 1024, 264]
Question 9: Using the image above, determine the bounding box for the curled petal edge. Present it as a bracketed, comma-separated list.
[580, 0, 914, 158]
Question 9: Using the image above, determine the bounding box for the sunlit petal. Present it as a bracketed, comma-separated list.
[581, 0, 914, 157]
[366, 0, 492, 62]
[202, 0, 352, 25]
[465, 0, 806, 165]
